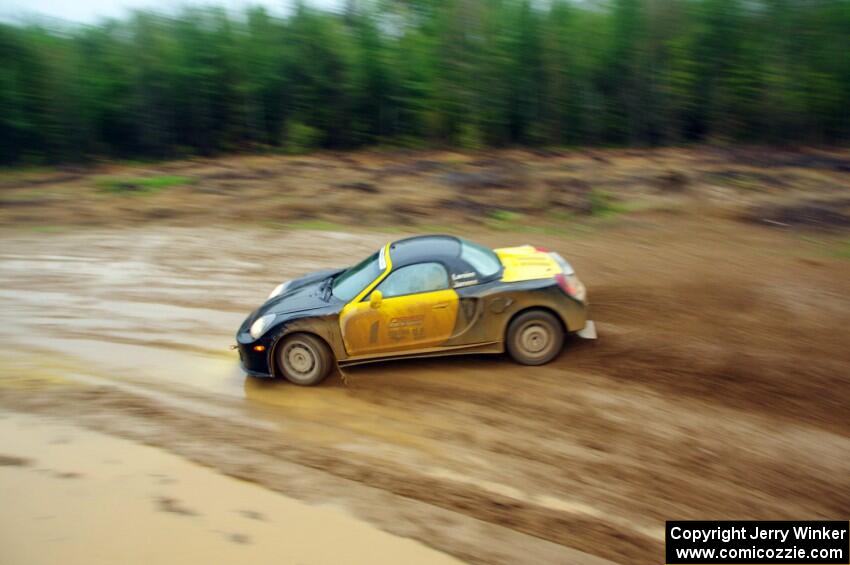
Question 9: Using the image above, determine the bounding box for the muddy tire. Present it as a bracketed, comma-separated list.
[276, 333, 333, 386]
[506, 310, 565, 366]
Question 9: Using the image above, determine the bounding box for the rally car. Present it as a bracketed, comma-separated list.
[236, 235, 595, 385]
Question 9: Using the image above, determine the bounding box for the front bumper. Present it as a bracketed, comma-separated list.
[235, 329, 275, 378]
[242, 364, 274, 378]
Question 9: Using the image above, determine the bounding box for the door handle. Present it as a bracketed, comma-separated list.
[432, 302, 449, 310]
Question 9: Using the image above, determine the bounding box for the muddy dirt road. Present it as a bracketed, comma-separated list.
[1, 149, 849, 564]
[0, 413, 463, 565]
[2, 219, 849, 564]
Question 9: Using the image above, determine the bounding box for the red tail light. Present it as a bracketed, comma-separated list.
[555, 273, 577, 296]
[535, 246, 549, 252]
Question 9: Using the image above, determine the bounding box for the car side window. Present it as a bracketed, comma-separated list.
[374, 263, 449, 298]
[460, 240, 501, 278]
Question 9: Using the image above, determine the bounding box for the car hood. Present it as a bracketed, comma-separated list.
[259, 268, 344, 317]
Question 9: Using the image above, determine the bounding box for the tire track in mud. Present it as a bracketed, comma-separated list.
[573, 279, 850, 434]
[345, 351, 850, 520]
[0, 383, 641, 564]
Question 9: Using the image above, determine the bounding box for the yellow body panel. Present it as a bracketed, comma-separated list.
[494, 245, 562, 282]
[339, 243, 460, 356]
[340, 288, 459, 356]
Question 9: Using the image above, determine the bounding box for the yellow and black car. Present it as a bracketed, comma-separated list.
[236, 235, 595, 385]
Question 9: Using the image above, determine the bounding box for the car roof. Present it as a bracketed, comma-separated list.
[388, 235, 462, 267]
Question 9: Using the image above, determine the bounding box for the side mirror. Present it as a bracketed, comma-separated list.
[369, 290, 383, 309]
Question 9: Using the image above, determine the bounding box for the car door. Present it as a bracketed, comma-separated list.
[339, 262, 459, 357]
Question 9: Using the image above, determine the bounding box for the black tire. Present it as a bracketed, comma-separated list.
[276, 333, 333, 386]
[506, 310, 565, 366]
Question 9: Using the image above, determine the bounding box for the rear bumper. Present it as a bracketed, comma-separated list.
[576, 319, 597, 339]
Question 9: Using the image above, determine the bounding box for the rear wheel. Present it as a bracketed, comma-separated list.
[506, 310, 564, 366]
[277, 333, 333, 386]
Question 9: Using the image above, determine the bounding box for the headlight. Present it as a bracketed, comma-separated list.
[268, 280, 291, 299]
[249, 314, 275, 339]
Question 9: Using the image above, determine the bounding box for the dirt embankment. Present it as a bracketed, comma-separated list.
[2, 146, 850, 231]
[1, 147, 849, 564]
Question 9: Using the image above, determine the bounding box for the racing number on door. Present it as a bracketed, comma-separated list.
[340, 263, 459, 356]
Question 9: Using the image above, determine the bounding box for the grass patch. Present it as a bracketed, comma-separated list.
[588, 190, 659, 220]
[489, 209, 521, 222]
[830, 239, 850, 260]
[588, 189, 629, 218]
[482, 208, 599, 235]
[484, 209, 524, 231]
[96, 175, 192, 194]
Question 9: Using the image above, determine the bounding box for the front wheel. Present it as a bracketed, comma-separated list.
[506, 310, 565, 366]
[277, 333, 333, 386]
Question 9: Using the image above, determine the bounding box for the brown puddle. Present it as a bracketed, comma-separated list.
[0, 413, 462, 565]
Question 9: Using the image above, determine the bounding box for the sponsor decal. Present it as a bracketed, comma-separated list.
[452, 273, 478, 287]
[388, 315, 425, 341]
[388, 315, 425, 329]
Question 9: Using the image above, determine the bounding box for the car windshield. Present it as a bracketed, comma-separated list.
[460, 239, 502, 277]
[331, 250, 382, 301]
